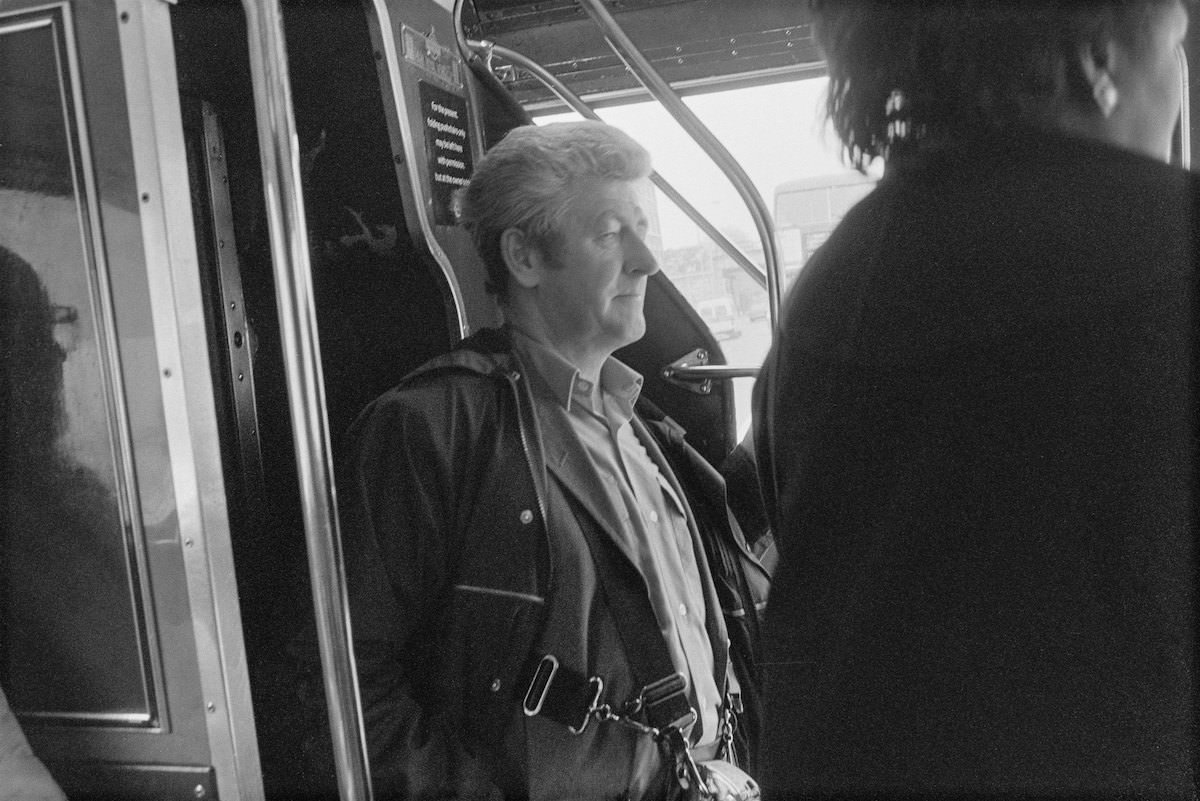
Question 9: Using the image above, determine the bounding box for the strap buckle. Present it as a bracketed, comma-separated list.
[520, 654, 606, 735]
[522, 654, 559, 717]
[639, 672, 694, 732]
[567, 676, 605, 735]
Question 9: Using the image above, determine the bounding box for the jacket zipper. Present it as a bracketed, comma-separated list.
[507, 369, 549, 536]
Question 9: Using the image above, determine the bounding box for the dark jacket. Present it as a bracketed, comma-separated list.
[338, 328, 767, 800]
[754, 129, 1196, 798]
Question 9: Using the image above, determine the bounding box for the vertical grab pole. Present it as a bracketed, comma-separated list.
[239, 2, 374, 800]
[575, 0, 784, 327]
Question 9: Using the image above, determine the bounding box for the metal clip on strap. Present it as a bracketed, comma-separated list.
[521, 655, 604, 735]
[640, 672, 694, 733]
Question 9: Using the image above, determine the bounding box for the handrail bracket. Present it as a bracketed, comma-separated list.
[662, 349, 713, 395]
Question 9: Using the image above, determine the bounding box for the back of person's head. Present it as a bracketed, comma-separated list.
[0, 246, 62, 466]
[810, 0, 1189, 169]
[457, 120, 652, 303]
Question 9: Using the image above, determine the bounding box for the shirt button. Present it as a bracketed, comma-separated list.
[519, 509, 534, 525]
[678, 603, 688, 617]
[648, 510, 659, 523]
[490, 678, 502, 693]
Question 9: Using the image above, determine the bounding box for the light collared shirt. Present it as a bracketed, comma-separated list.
[510, 327, 722, 745]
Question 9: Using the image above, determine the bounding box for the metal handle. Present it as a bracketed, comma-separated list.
[664, 365, 761, 381]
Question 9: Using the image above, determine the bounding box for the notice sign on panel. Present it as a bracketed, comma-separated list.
[420, 81, 473, 226]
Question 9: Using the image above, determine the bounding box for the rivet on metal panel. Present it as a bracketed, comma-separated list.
[141, 192, 150, 203]
[184, 538, 194, 547]
[163, 367, 172, 378]
[194, 784, 206, 799]
[120, 11, 129, 22]
[206, 702, 216, 712]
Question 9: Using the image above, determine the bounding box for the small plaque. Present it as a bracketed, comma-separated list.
[419, 81, 473, 226]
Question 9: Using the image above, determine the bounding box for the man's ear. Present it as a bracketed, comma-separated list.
[500, 227, 542, 290]
[1076, 35, 1120, 118]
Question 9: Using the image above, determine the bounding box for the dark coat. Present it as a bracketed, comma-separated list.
[753, 129, 1196, 798]
[337, 328, 766, 800]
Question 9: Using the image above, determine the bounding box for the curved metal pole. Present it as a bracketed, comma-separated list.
[453, 0, 474, 71]
[576, 0, 783, 326]
[240, 2, 373, 800]
[472, 39, 766, 291]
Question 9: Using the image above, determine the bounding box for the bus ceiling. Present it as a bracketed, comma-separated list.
[463, 0, 824, 110]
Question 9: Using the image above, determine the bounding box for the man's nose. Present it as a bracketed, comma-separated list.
[624, 231, 660, 276]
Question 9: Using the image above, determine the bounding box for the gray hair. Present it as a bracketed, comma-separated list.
[456, 120, 652, 302]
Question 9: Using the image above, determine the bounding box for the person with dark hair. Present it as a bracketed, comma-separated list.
[1, 245, 144, 714]
[323, 120, 767, 800]
[1, 245, 133, 800]
[753, 1, 1195, 797]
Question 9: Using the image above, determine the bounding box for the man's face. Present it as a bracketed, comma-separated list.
[527, 177, 659, 361]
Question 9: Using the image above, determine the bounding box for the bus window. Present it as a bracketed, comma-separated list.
[775, 171, 878, 284]
[0, 12, 153, 723]
[696, 297, 739, 340]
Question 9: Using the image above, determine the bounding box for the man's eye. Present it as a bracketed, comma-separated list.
[597, 231, 620, 244]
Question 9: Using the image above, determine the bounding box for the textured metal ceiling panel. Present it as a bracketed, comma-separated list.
[465, 0, 821, 106]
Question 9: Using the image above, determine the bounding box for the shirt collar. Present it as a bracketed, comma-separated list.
[508, 325, 643, 417]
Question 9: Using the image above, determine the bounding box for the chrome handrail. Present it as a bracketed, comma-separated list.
[576, 0, 783, 327]
[240, 2, 373, 800]
[664, 364, 761, 381]
[466, 38, 765, 290]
